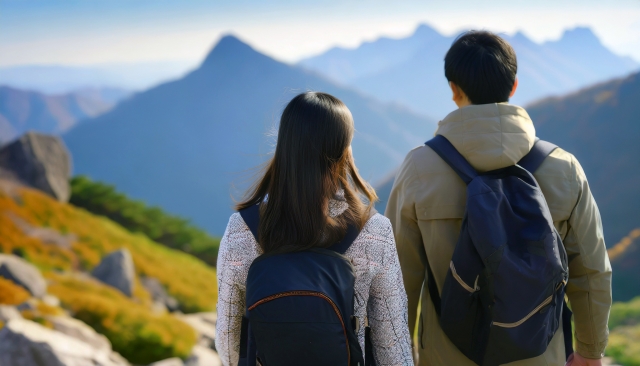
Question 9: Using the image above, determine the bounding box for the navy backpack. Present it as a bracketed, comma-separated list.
[424, 135, 573, 366]
[237, 204, 375, 366]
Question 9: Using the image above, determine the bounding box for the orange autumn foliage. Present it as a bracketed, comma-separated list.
[0, 277, 30, 305]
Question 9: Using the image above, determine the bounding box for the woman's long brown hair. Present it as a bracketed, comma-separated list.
[236, 92, 377, 254]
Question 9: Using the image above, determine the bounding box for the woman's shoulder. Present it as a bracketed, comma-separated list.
[220, 212, 261, 254]
[362, 212, 393, 237]
[351, 212, 394, 252]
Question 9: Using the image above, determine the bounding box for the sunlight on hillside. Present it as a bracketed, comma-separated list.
[609, 228, 640, 261]
[0, 184, 217, 312]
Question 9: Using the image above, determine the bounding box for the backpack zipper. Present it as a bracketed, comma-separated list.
[492, 281, 566, 328]
[450, 261, 479, 293]
[248, 290, 350, 364]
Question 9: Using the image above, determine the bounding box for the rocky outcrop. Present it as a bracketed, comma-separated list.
[0, 318, 129, 366]
[185, 345, 222, 366]
[176, 312, 216, 349]
[0, 305, 22, 323]
[92, 249, 135, 297]
[10, 214, 76, 250]
[141, 276, 179, 312]
[0, 254, 47, 298]
[148, 358, 184, 366]
[0, 132, 72, 202]
[48, 315, 111, 352]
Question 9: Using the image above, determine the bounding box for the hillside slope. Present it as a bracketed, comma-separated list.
[528, 71, 640, 247]
[608, 228, 640, 302]
[64, 35, 435, 235]
[0, 180, 217, 312]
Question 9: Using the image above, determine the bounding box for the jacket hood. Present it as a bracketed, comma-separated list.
[435, 103, 536, 172]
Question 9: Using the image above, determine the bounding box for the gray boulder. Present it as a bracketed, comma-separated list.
[92, 249, 135, 297]
[0, 254, 46, 298]
[141, 277, 179, 312]
[0, 131, 72, 202]
[0, 318, 128, 366]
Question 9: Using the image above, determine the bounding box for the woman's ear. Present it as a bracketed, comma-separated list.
[510, 78, 519, 98]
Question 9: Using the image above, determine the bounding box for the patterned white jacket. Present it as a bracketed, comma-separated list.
[215, 196, 414, 366]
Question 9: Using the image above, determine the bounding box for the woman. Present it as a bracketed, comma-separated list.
[215, 92, 413, 366]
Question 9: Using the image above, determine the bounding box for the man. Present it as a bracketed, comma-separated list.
[385, 31, 612, 366]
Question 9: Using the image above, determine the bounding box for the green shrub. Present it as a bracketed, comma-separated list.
[69, 175, 220, 266]
[607, 325, 640, 366]
[610, 296, 640, 329]
[48, 273, 197, 364]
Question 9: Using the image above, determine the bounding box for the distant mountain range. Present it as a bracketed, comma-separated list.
[0, 62, 195, 94]
[300, 25, 639, 119]
[64, 35, 435, 235]
[0, 86, 130, 144]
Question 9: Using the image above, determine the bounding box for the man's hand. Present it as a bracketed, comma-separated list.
[565, 353, 603, 366]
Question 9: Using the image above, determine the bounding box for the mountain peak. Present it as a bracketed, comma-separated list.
[412, 24, 441, 41]
[508, 31, 536, 46]
[200, 34, 259, 68]
[556, 27, 602, 46]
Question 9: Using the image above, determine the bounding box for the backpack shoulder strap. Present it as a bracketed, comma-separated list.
[518, 139, 558, 173]
[425, 135, 478, 185]
[239, 203, 260, 241]
[329, 224, 360, 255]
[238, 203, 361, 255]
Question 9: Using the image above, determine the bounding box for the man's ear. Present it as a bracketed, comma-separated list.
[449, 81, 460, 101]
[510, 78, 519, 98]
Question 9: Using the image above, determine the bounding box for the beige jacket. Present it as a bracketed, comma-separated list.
[385, 104, 612, 365]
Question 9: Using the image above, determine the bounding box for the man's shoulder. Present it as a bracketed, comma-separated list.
[403, 144, 457, 177]
[535, 145, 580, 182]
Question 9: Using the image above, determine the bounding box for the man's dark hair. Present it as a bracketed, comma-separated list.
[444, 30, 517, 104]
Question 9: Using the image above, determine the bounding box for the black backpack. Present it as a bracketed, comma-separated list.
[424, 135, 573, 366]
[237, 204, 375, 366]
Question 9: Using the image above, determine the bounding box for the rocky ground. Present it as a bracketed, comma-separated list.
[0, 252, 221, 366]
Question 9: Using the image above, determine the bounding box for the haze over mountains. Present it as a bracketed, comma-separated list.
[300, 25, 639, 119]
[0, 62, 194, 94]
[64, 35, 434, 235]
[0, 86, 129, 144]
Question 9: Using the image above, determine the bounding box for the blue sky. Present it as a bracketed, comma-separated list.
[1, 0, 639, 67]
